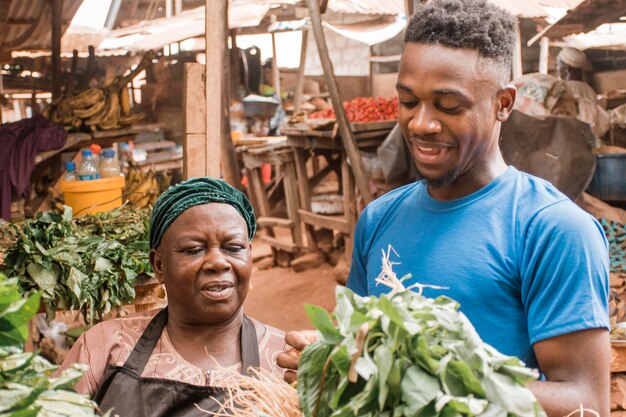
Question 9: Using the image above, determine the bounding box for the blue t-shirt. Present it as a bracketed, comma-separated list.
[347, 166, 609, 369]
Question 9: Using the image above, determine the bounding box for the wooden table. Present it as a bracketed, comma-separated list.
[238, 140, 304, 256]
[282, 121, 394, 260]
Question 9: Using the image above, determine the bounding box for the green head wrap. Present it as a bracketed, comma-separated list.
[149, 177, 256, 249]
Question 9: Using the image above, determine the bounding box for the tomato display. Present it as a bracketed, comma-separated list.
[308, 96, 398, 123]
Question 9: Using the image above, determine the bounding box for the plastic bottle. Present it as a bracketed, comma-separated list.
[77, 149, 100, 180]
[90, 144, 102, 166]
[118, 143, 128, 167]
[64, 161, 77, 181]
[99, 148, 121, 178]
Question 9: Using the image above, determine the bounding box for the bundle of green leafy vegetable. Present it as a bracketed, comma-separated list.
[1, 206, 151, 325]
[297, 250, 546, 417]
[0, 273, 106, 416]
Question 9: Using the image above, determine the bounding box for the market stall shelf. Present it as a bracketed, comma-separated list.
[284, 121, 395, 262]
[238, 139, 306, 258]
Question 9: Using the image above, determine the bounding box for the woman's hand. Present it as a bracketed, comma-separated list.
[277, 330, 318, 383]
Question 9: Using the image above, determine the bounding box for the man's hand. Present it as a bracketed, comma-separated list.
[529, 328, 610, 417]
[277, 330, 318, 383]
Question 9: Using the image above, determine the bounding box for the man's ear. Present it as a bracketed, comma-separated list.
[496, 84, 517, 122]
[149, 248, 164, 283]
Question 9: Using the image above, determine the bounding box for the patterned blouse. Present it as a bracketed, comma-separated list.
[60, 309, 287, 396]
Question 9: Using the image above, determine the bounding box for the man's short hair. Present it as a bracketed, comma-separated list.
[405, 0, 516, 85]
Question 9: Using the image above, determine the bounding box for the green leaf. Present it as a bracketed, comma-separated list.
[482, 372, 540, 417]
[444, 359, 486, 397]
[297, 341, 333, 417]
[304, 305, 342, 344]
[374, 344, 393, 410]
[401, 365, 440, 415]
[25, 264, 56, 292]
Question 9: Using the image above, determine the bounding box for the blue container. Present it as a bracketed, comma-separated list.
[587, 154, 626, 202]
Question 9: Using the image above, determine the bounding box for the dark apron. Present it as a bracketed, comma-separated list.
[94, 309, 260, 417]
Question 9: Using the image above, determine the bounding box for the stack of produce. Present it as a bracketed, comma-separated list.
[124, 161, 171, 209]
[0, 273, 105, 416]
[206, 250, 545, 417]
[42, 51, 155, 132]
[309, 97, 398, 123]
[1, 206, 151, 325]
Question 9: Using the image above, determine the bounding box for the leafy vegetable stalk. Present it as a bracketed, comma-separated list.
[0, 273, 106, 416]
[298, 247, 546, 417]
[1, 207, 152, 325]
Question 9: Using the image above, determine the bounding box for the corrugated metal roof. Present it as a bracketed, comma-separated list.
[0, 0, 83, 53]
[327, 0, 404, 15]
[539, 0, 626, 38]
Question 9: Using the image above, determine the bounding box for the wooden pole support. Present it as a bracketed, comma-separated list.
[221, 3, 243, 189]
[294, 29, 309, 114]
[51, 0, 63, 101]
[513, 21, 523, 80]
[205, 0, 226, 178]
[539, 37, 550, 75]
[305, 0, 374, 205]
[271, 32, 282, 102]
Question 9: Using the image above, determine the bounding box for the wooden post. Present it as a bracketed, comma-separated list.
[50, 0, 63, 101]
[221, 2, 242, 189]
[513, 21, 523, 79]
[539, 37, 549, 74]
[271, 32, 281, 102]
[183, 63, 207, 179]
[293, 29, 308, 113]
[204, 0, 226, 178]
[230, 29, 240, 100]
[306, 0, 374, 205]
[404, 0, 414, 17]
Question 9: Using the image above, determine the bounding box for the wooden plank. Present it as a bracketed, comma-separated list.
[283, 159, 304, 250]
[51, 0, 63, 101]
[539, 37, 549, 75]
[257, 216, 294, 228]
[271, 32, 282, 103]
[90, 128, 136, 139]
[35, 133, 90, 165]
[342, 153, 356, 262]
[404, 0, 414, 17]
[184, 134, 207, 178]
[205, 0, 226, 178]
[306, 0, 373, 205]
[183, 63, 206, 134]
[298, 209, 351, 233]
[183, 63, 206, 180]
[351, 120, 396, 132]
[293, 148, 317, 251]
[221, 3, 242, 189]
[257, 235, 297, 253]
[294, 29, 309, 114]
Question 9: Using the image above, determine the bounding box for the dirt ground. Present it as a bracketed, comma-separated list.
[243, 239, 340, 331]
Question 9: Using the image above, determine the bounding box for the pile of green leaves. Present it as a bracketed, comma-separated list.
[298, 286, 545, 417]
[0, 273, 105, 416]
[1, 207, 151, 325]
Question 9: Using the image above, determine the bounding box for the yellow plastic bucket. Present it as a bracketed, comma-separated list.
[60, 176, 125, 216]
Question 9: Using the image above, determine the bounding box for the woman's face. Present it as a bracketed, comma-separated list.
[150, 203, 252, 326]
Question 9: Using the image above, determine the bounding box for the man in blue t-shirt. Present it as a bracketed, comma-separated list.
[278, 0, 610, 414]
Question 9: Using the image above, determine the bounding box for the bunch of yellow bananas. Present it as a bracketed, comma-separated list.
[124, 163, 159, 209]
[42, 85, 145, 132]
[42, 50, 156, 132]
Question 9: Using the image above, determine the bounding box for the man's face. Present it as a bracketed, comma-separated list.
[397, 43, 514, 198]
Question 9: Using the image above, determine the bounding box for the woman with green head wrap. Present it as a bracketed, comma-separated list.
[60, 178, 286, 417]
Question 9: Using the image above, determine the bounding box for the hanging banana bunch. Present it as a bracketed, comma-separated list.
[42, 50, 155, 132]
